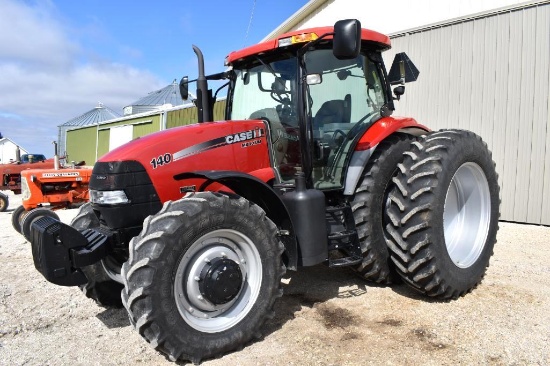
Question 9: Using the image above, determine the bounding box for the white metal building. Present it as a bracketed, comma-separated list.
[0, 137, 28, 164]
[265, 0, 550, 225]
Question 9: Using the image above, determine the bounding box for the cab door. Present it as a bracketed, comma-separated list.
[304, 49, 387, 190]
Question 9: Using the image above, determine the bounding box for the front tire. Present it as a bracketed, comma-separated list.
[122, 192, 285, 363]
[21, 207, 60, 240]
[11, 205, 27, 234]
[71, 203, 124, 308]
[351, 133, 416, 284]
[385, 130, 499, 299]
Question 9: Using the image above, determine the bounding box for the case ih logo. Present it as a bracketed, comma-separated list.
[173, 128, 265, 162]
[42, 172, 80, 178]
[225, 128, 264, 145]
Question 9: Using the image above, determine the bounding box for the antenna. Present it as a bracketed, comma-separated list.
[243, 0, 256, 47]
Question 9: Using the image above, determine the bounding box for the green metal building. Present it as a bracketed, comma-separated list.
[65, 99, 227, 165]
[62, 79, 227, 164]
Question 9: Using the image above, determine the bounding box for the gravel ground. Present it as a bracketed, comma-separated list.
[0, 190, 549, 365]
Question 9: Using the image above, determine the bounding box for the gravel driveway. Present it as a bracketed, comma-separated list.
[1, 191, 549, 365]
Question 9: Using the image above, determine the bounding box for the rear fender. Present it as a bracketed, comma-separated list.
[174, 170, 298, 270]
[344, 117, 429, 195]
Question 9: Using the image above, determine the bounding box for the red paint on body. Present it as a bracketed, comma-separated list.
[99, 121, 273, 203]
[355, 116, 430, 151]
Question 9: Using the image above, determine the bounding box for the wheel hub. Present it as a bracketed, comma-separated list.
[174, 229, 263, 333]
[199, 258, 243, 305]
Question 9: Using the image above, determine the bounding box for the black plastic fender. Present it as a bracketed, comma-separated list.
[174, 170, 299, 270]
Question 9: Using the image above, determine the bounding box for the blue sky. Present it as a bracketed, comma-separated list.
[0, 0, 308, 158]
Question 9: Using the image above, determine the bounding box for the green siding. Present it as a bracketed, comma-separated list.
[213, 99, 227, 120]
[166, 99, 227, 128]
[132, 116, 160, 138]
[97, 129, 109, 159]
[166, 108, 197, 128]
[66, 126, 97, 165]
[95, 115, 161, 159]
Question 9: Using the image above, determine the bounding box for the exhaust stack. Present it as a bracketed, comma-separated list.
[53, 141, 60, 170]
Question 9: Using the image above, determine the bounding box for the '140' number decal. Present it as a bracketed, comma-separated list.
[150, 153, 172, 169]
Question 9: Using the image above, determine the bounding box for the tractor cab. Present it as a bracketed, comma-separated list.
[183, 19, 406, 191]
[228, 44, 389, 190]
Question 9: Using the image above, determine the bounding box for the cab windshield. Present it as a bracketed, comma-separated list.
[230, 48, 386, 189]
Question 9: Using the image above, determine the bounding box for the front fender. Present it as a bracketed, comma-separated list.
[174, 170, 298, 270]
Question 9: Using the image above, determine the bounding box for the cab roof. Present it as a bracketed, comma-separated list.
[226, 26, 391, 65]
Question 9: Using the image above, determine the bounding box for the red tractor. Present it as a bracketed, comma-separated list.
[29, 20, 499, 363]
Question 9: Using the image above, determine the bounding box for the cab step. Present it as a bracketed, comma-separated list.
[326, 203, 362, 268]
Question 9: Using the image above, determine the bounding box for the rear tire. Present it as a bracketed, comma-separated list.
[385, 130, 499, 299]
[350, 133, 416, 284]
[0, 192, 8, 212]
[11, 205, 27, 234]
[21, 207, 60, 241]
[122, 192, 285, 363]
[71, 203, 123, 308]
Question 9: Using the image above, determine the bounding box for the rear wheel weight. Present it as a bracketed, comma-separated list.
[384, 129, 500, 299]
[122, 192, 285, 363]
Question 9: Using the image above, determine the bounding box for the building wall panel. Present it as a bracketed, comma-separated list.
[503, 10, 522, 222]
[384, 2, 550, 224]
[66, 126, 97, 165]
[536, 5, 550, 224]
[166, 107, 197, 128]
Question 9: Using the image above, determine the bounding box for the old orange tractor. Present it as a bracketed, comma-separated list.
[10, 143, 92, 239]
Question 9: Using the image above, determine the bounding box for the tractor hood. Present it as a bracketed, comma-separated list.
[95, 120, 272, 203]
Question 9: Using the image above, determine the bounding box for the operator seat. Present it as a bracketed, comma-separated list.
[313, 94, 351, 130]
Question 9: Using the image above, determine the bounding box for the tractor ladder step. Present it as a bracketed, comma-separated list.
[325, 204, 347, 213]
[328, 230, 356, 250]
[329, 255, 363, 267]
[326, 203, 363, 268]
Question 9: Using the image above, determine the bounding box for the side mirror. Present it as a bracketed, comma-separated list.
[179, 76, 189, 100]
[393, 85, 405, 101]
[388, 52, 419, 84]
[333, 19, 361, 60]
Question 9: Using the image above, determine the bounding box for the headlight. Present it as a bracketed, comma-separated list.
[21, 177, 31, 200]
[90, 190, 129, 205]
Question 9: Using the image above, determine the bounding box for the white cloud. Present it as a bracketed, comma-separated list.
[0, 0, 164, 156]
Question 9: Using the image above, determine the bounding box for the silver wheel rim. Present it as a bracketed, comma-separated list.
[444, 162, 491, 268]
[174, 229, 262, 333]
